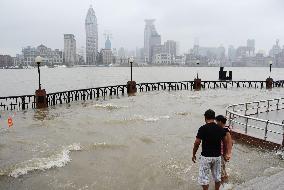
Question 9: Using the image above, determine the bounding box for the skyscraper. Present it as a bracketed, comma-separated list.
[247, 39, 255, 56]
[105, 35, 111, 49]
[64, 34, 76, 66]
[144, 19, 161, 63]
[85, 5, 98, 65]
[164, 40, 177, 57]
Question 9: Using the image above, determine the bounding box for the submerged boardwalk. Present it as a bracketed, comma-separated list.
[235, 169, 284, 190]
[1, 80, 284, 111]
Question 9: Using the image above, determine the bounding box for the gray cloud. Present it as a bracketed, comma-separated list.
[0, 0, 283, 56]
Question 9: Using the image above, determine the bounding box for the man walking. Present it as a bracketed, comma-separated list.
[216, 115, 233, 185]
[192, 109, 231, 190]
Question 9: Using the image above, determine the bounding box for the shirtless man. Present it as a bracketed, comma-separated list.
[215, 115, 233, 185]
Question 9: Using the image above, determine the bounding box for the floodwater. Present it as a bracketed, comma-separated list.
[0, 67, 284, 189]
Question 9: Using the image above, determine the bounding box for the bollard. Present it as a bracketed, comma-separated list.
[266, 77, 273, 89]
[35, 89, 48, 109]
[194, 78, 202, 91]
[127, 81, 137, 95]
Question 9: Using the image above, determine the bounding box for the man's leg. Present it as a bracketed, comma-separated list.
[198, 156, 211, 189]
[211, 156, 222, 190]
[202, 185, 209, 190]
[221, 156, 228, 184]
[215, 181, 221, 190]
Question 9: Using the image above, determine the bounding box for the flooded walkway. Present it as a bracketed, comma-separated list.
[256, 109, 284, 124]
[1, 88, 284, 189]
[235, 167, 284, 190]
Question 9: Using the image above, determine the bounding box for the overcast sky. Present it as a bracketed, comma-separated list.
[1, 0, 284, 56]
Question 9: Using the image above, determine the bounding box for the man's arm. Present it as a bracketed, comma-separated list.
[192, 138, 201, 163]
[223, 132, 233, 161]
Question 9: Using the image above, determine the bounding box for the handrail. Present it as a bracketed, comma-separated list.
[1, 80, 284, 111]
[226, 98, 284, 145]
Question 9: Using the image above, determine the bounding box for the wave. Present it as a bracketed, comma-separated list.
[135, 115, 170, 122]
[93, 103, 127, 110]
[168, 93, 200, 99]
[175, 112, 191, 116]
[89, 142, 128, 150]
[220, 183, 234, 190]
[7, 143, 81, 178]
[276, 150, 284, 160]
[105, 115, 170, 125]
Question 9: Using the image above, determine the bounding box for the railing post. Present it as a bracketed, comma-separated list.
[21, 96, 26, 110]
[228, 113, 232, 127]
[264, 120, 269, 141]
[245, 117, 248, 134]
[282, 120, 284, 147]
[245, 103, 248, 116]
[67, 91, 70, 103]
[226, 110, 228, 118]
[53, 94, 56, 106]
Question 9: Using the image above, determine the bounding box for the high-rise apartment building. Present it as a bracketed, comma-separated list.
[144, 19, 161, 63]
[247, 39, 255, 56]
[64, 34, 76, 66]
[164, 40, 177, 57]
[85, 5, 98, 65]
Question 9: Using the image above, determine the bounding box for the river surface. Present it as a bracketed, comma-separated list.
[0, 67, 283, 189]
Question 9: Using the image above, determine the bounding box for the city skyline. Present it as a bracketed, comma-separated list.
[1, 0, 284, 56]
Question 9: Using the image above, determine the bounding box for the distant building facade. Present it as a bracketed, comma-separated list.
[0, 55, 13, 68]
[144, 19, 161, 63]
[22, 46, 37, 66]
[21, 45, 63, 66]
[228, 45, 236, 62]
[64, 34, 76, 66]
[85, 5, 98, 65]
[164, 40, 177, 57]
[153, 53, 172, 65]
[275, 49, 284, 67]
[247, 39, 255, 56]
[99, 49, 113, 65]
[105, 35, 112, 49]
[269, 39, 281, 58]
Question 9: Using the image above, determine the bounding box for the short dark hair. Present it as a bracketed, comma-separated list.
[215, 115, 227, 124]
[204, 109, 215, 120]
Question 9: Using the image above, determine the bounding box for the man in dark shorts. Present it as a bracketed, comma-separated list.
[215, 115, 233, 185]
[192, 109, 231, 190]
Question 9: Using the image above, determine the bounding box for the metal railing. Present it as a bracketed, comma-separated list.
[0, 95, 36, 111]
[226, 98, 284, 145]
[1, 80, 284, 111]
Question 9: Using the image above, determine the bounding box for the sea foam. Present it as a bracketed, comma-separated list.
[93, 103, 127, 110]
[9, 143, 81, 178]
[134, 114, 170, 122]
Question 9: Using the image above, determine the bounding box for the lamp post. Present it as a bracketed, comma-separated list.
[196, 59, 200, 79]
[127, 57, 137, 95]
[266, 60, 273, 89]
[269, 60, 273, 78]
[35, 56, 43, 90]
[194, 59, 201, 91]
[129, 57, 134, 81]
[35, 56, 47, 109]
